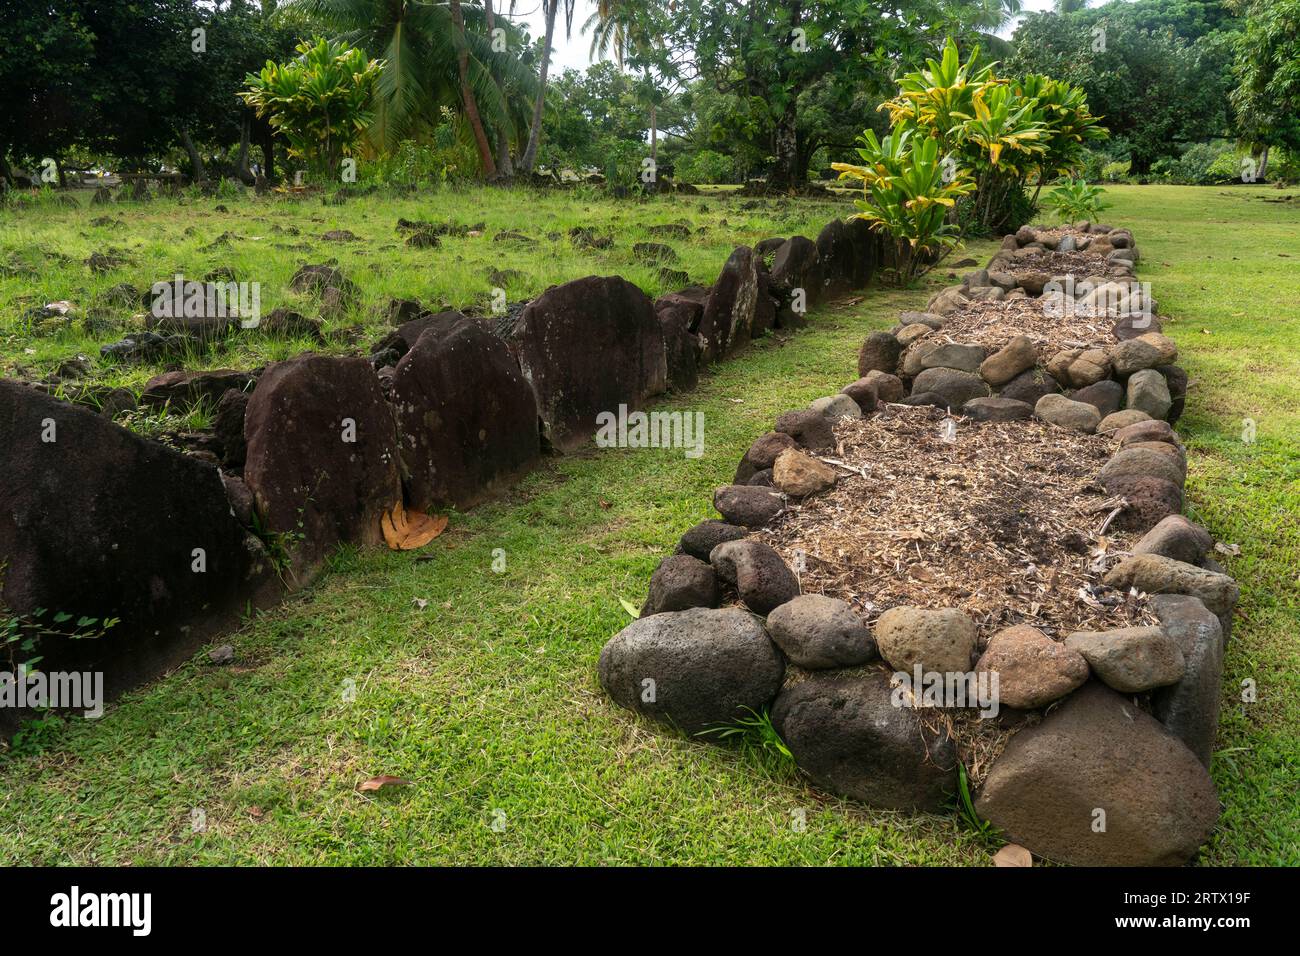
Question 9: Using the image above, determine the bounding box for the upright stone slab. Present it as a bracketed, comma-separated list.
[243, 354, 402, 575]
[393, 321, 540, 511]
[508, 276, 667, 450]
[770, 236, 823, 306]
[815, 219, 855, 299]
[699, 247, 761, 362]
[1150, 594, 1225, 766]
[654, 298, 701, 392]
[0, 380, 266, 709]
[843, 216, 878, 288]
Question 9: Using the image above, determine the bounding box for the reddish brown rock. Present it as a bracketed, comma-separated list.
[975, 625, 1089, 710]
[507, 276, 666, 451]
[393, 320, 540, 511]
[976, 682, 1219, 866]
[243, 354, 401, 575]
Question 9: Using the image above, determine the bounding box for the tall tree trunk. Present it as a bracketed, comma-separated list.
[769, 98, 799, 189]
[650, 102, 658, 162]
[485, 0, 515, 180]
[451, 0, 498, 178]
[496, 128, 515, 179]
[235, 112, 254, 185]
[1258, 146, 1270, 181]
[521, 0, 558, 174]
[767, 1, 802, 189]
[256, 116, 276, 183]
[179, 129, 207, 185]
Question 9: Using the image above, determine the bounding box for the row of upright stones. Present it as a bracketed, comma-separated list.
[598, 222, 1236, 867]
[0, 214, 880, 711]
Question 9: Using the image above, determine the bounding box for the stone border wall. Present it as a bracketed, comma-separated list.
[597, 222, 1237, 866]
[0, 213, 881, 729]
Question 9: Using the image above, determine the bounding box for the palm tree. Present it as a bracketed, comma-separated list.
[484, 0, 513, 177]
[520, 1, 577, 173]
[292, 0, 536, 178]
[584, 1, 669, 165]
[449, 0, 495, 177]
[963, 0, 1025, 59]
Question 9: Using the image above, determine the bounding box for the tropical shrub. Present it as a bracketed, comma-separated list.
[1043, 177, 1110, 223]
[1151, 141, 1244, 185]
[833, 128, 975, 285]
[878, 38, 1106, 235]
[356, 118, 478, 187]
[1101, 160, 1132, 183]
[240, 37, 384, 182]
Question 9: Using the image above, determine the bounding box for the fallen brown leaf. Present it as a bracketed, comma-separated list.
[382, 501, 448, 551]
[358, 775, 411, 793]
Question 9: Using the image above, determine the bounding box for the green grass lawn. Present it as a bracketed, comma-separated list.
[0, 185, 843, 390]
[0, 184, 1295, 865]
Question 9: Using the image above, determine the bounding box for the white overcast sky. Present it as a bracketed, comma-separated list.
[501, 0, 1078, 75]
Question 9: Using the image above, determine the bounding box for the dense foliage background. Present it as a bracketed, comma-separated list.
[2, 1, 1296, 198]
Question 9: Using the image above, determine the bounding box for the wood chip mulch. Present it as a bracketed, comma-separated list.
[759, 405, 1157, 779]
[931, 295, 1121, 359]
[763, 406, 1153, 641]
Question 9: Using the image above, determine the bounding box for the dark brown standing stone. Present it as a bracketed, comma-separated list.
[699, 247, 761, 362]
[507, 276, 666, 451]
[393, 321, 540, 511]
[0, 380, 270, 718]
[770, 236, 823, 305]
[815, 219, 855, 299]
[243, 354, 401, 576]
[772, 668, 957, 811]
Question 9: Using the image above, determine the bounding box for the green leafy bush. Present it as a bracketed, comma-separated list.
[676, 149, 733, 185]
[1152, 141, 1241, 185]
[1043, 177, 1110, 222]
[833, 127, 975, 284]
[1101, 160, 1132, 182]
[357, 127, 477, 187]
[240, 37, 384, 182]
[878, 38, 1106, 236]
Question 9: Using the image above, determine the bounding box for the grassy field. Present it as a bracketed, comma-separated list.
[0, 184, 842, 390]
[0, 184, 1295, 865]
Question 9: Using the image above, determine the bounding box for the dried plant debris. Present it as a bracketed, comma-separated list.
[1006, 247, 1115, 277]
[760, 406, 1158, 780]
[932, 296, 1120, 357]
[761, 406, 1154, 644]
